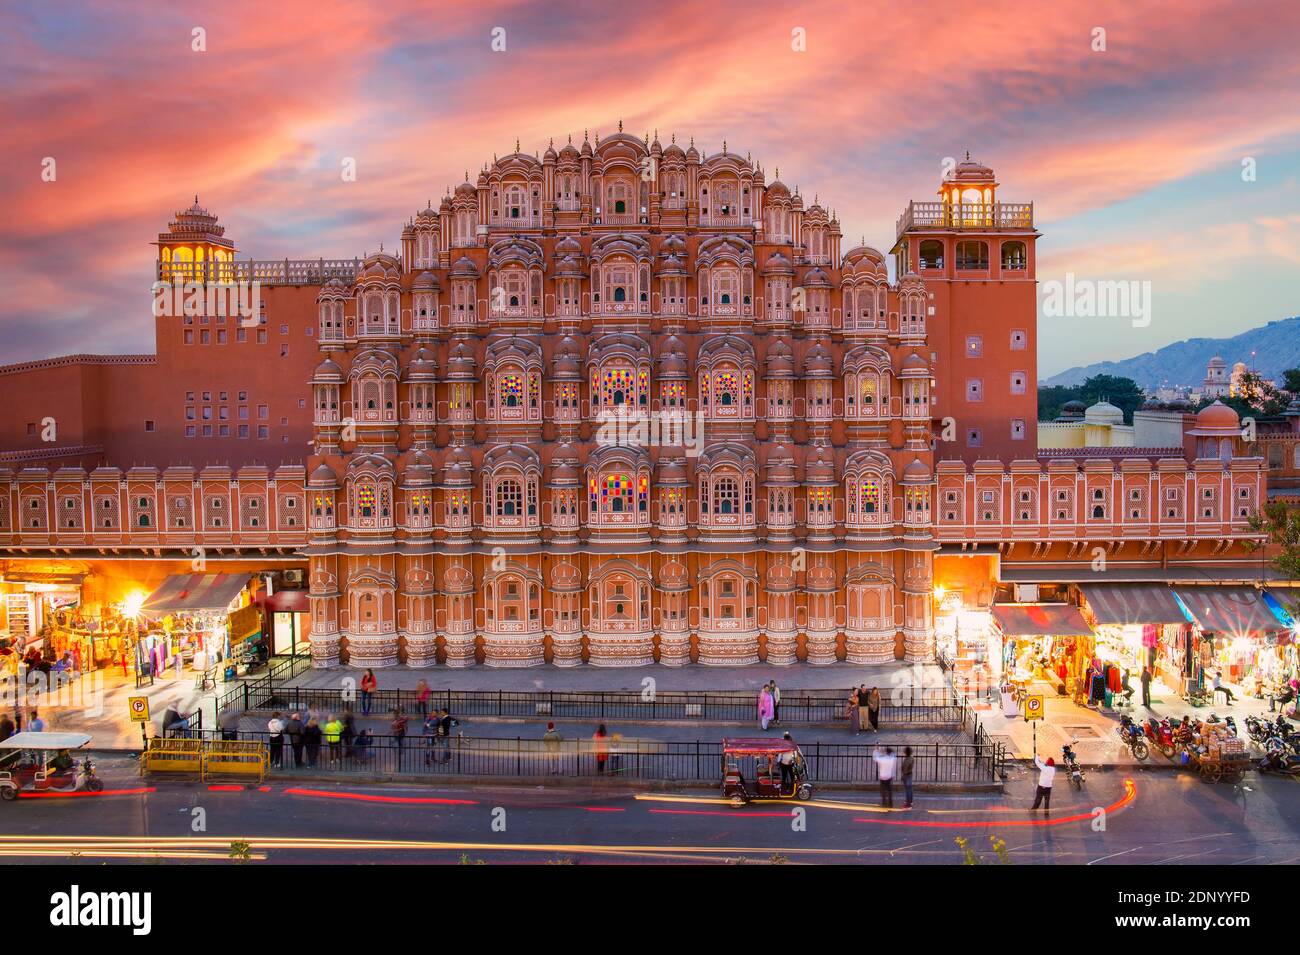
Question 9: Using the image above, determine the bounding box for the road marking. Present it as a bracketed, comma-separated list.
[282, 787, 478, 806]
[852, 779, 1136, 828]
[1087, 846, 1142, 865]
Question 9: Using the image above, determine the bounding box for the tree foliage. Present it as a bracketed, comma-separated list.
[1037, 374, 1145, 423]
[1245, 502, 1300, 581]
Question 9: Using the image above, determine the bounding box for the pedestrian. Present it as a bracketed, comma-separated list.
[778, 732, 796, 793]
[867, 687, 881, 732]
[354, 728, 373, 762]
[303, 718, 323, 767]
[543, 721, 563, 775]
[857, 685, 871, 733]
[437, 707, 454, 763]
[323, 713, 343, 764]
[1029, 755, 1055, 812]
[218, 707, 240, 741]
[28, 709, 45, 733]
[391, 708, 409, 766]
[415, 678, 431, 720]
[1140, 665, 1153, 708]
[285, 712, 305, 768]
[0, 711, 13, 743]
[901, 746, 915, 809]
[593, 723, 609, 774]
[360, 668, 377, 716]
[873, 745, 897, 808]
[267, 711, 285, 768]
[758, 685, 775, 731]
[770, 679, 782, 724]
[341, 707, 356, 758]
[423, 710, 439, 766]
[847, 687, 860, 735]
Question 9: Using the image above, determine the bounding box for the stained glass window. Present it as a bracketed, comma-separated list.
[358, 486, 375, 516]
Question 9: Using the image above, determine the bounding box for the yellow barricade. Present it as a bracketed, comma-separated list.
[201, 740, 268, 784]
[141, 738, 203, 777]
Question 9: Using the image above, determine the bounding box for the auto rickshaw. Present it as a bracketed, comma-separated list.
[0, 732, 103, 800]
[721, 737, 812, 806]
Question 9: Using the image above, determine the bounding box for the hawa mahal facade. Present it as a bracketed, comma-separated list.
[0, 131, 1272, 668]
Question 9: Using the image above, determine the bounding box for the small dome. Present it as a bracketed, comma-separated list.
[765, 338, 794, 376]
[1194, 400, 1240, 432]
[803, 341, 833, 375]
[903, 458, 931, 481]
[901, 351, 930, 374]
[451, 255, 479, 278]
[308, 463, 338, 487]
[803, 448, 836, 483]
[455, 179, 476, 198]
[1083, 400, 1124, 426]
[411, 270, 440, 290]
[312, 358, 344, 382]
[947, 153, 996, 183]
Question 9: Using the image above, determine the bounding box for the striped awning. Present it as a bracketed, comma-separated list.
[1171, 586, 1282, 636]
[1078, 584, 1188, 626]
[991, 603, 1094, 637]
[1263, 588, 1300, 628]
[141, 574, 248, 615]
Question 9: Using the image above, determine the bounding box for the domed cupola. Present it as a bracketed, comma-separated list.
[765, 338, 795, 378]
[551, 335, 583, 379]
[802, 340, 834, 377]
[445, 340, 478, 380]
[402, 346, 439, 382]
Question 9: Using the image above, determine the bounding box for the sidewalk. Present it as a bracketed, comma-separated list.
[283, 661, 943, 693]
[235, 712, 971, 749]
[976, 675, 1275, 767]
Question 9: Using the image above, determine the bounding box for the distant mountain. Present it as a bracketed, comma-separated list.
[1043, 316, 1300, 389]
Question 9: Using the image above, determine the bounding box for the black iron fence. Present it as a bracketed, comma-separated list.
[221, 684, 967, 727]
[176, 729, 1002, 784]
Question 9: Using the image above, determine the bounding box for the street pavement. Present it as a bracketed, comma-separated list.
[1, 753, 1298, 864]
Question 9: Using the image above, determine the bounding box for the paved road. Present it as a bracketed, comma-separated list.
[1, 757, 1297, 865]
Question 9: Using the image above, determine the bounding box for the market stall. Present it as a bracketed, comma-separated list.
[990, 602, 1095, 704]
[137, 574, 251, 687]
[1078, 583, 1190, 698]
[1171, 585, 1286, 703]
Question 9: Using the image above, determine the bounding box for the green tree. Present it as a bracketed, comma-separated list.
[1245, 502, 1300, 580]
[1076, 374, 1145, 424]
[1281, 368, 1300, 395]
[1037, 384, 1079, 422]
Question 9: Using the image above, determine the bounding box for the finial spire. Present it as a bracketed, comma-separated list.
[515, 138, 520, 153]
[722, 140, 727, 154]
[618, 118, 623, 132]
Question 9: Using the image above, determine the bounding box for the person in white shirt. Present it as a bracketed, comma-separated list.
[267, 712, 286, 768]
[1029, 754, 1055, 811]
[873, 745, 898, 808]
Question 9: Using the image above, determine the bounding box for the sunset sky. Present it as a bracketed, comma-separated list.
[2, 0, 1298, 377]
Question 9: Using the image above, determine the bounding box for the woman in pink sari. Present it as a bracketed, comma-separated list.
[758, 686, 775, 731]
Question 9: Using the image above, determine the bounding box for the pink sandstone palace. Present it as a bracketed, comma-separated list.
[0, 130, 1288, 671]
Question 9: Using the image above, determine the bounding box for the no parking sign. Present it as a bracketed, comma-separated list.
[128, 696, 150, 723]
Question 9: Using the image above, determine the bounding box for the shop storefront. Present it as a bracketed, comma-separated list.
[1, 571, 85, 653]
[1078, 583, 1190, 694]
[1171, 586, 1287, 700]
[990, 602, 1095, 704]
[136, 573, 252, 686]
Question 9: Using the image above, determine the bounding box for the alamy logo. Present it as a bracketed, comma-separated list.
[1039, 272, 1151, 328]
[49, 885, 152, 936]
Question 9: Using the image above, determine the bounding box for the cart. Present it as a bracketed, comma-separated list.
[1178, 720, 1250, 783]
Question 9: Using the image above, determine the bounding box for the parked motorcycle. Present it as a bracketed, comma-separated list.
[1143, 716, 1176, 758]
[1256, 748, 1300, 776]
[1061, 742, 1085, 789]
[1116, 714, 1150, 760]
